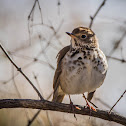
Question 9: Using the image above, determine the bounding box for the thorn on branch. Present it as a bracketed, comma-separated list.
[34, 58, 38, 62]
[121, 59, 125, 63]
[58, 1, 60, 6]
[34, 75, 37, 80]
[3, 81, 7, 84]
[114, 41, 120, 50]
[90, 16, 93, 20]
[17, 68, 21, 72]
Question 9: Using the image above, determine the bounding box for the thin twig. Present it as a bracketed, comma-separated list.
[11, 64, 30, 121]
[9, 52, 55, 70]
[108, 31, 126, 57]
[27, 73, 53, 126]
[41, 20, 64, 54]
[43, 53, 55, 70]
[107, 56, 126, 63]
[57, 0, 61, 15]
[28, 0, 43, 23]
[27, 109, 41, 126]
[95, 98, 112, 109]
[1, 61, 35, 85]
[31, 21, 64, 48]
[37, 0, 43, 24]
[28, 0, 36, 45]
[89, 0, 107, 28]
[28, 0, 37, 20]
[109, 90, 126, 114]
[11, 64, 21, 98]
[0, 99, 126, 126]
[28, 20, 32, 45]
[0, 44, 44, 100]
[28, 0, 43, 45]
[1, 47, 56, 85]
[27, 73, 43, 126]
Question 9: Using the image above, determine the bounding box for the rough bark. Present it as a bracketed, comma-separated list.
[0, 99, 126, 125]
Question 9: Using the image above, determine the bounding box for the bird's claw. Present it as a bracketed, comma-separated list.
[85, 102, 97, 112]
[69, 101, 77, 120]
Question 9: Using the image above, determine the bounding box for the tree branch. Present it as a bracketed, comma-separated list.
[107, 56, 126, 63]
[0, 99, 126, 126]
[89, 0, 107, 28]
[27, 109, 41, 126]
[0, 44, 44, 100]
[109, 90, 126, 113]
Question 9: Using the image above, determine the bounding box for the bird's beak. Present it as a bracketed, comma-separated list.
[66, 32, 76, 39]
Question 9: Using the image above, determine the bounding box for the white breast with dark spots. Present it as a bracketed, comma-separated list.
[60, 49, 108, 94]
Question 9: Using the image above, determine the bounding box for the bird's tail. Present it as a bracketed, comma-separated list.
[52, 90, 65, 103]
[87, 90, 95, 101]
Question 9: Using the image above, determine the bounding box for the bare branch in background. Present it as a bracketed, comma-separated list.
[0, 48, 55, 85]
[107, 56, 126, 63]
[27, 109, 41, 126]
[89, 0, 107, 28]
[11, 64, 30, 121]
[27, 73, 42, 126]
[0, 1, 126, 126]
[43, 53, 55, 70]
[109, 90, 126, 114]
[28, 19, 32, 45]
[32, 73, 43, 96]
[27, 96, 53, 126]
[36, 0, 43, 24]
[40, 20, 64, 54]
[27, 19, 64, 63]
[27, 73, 53, 126]
[108, 30, 126, 56]
[57, 0, 61, 15]
[0, 61, 36, 85]
[28, 0, 43, 23]
[0, 99, 126, 126]
[28, 0, 37, 20]
[0, 44, 44, 100]
[28, 0, 43, 45]
[95, 98, 113, 109]
[9, 52, 55, 70]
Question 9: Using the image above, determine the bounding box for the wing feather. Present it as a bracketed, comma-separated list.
[53, 45, 70, 92]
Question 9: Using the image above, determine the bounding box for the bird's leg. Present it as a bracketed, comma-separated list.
[89, 101, 98, 108]
[83, 94, 90, 108]
[69, 95, 77, 120]
[82, 94, 96, 111]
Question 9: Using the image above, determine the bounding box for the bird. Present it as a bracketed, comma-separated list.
[52, 27, 108, 109]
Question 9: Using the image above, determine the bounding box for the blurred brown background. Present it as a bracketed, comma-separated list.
[0, 0, 126, 126]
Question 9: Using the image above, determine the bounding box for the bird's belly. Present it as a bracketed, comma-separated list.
[60, 62, 105, 94]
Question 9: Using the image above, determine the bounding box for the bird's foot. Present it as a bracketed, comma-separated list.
[83, 94, 97, 112]
[86, 102, 97, 112]
[69, 95, 81, 120]
[88, 100, 98, 108]
[69, 101, 77, 120]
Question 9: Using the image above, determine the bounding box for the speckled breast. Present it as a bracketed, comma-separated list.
[60, 48, 108, 94]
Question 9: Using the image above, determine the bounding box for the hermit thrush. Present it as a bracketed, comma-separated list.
[52, 27, 108, 108]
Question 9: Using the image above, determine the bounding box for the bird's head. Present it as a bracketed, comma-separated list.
[66, 27, 99, 49]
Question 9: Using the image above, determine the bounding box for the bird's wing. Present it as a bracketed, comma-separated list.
[53, 45, 70, 92]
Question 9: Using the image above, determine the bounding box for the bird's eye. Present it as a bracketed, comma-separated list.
[81, 34, 87, 39]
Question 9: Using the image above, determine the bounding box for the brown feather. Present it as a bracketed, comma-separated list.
[52, 45, 70, 102]
[53, 45, 70, 90]
[87, 91, 96, 101]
